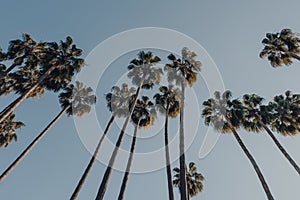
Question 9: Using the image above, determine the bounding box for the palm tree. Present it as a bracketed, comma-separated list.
[117, 96, 156, 200]
[260, 28, 300, 67]
[202, 91, 275, 200]
[0, 113, 24, 148]
[242, 93, 300, 174]
[0, 34, 43, 79]
[0, 35, 84, 124]
[153, 85, 181, 200]
[165, 47, 201, 200]
[0, 81, 96, 183]
[269, 91, 300, 135]
[173, 162, 204, 200]
[0, 34, 47, 96]
[70, 83, 136, 200]
[95, 51, 162, 200]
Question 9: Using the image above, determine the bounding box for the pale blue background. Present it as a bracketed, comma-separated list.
[0, 0, 299, 199]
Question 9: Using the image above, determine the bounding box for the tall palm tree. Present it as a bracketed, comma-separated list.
[0, 113, 24, 148]
[117, 96, 156, 200]
[153, 85, 181, 200]
[268, 91, 300, 135]
[202, 91, 275, 200]
[241, 93, 300, 174]
[165, 48, 201, 200]
[0, 81, 96, 182]
[173, 162, 204, 200]
[0, 36, 84, 123]
[70, 83, 136, 200]
[95, 51, 162, 200]
[260, 28, 300, 67]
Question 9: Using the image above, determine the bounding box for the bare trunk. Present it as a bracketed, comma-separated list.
[117, 120, 140, 200]
[179, 82, 187, 200]
[0, 65, 57, 123]
[225, 117, 275, 200]
[164, 104, 174, 200]
[70, 116, 115, 200]
[0, 105, 69, 183]
[257, 117, 300, 175]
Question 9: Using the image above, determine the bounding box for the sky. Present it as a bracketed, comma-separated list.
[0, 0, 300, 199]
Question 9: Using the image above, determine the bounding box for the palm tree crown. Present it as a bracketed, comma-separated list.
[0, 113, 24, 147]
[131, 96, 156, 128]
[241, 94, 266, 133]
[59, 81, 96, 117]
[127, 51, 162, 89]
[105, 83, 136, 118]
[173, 162, 204, 199]
[164, 48, 201, 87]
[153, 85, 181, 118]
[202, 91, 243, 133]
[260, 28, 300, 67]
[268, 91, 300, 135]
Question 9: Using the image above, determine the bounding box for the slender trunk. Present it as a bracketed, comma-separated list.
[225, 116, 275, 200]
[95, 76, 145, 200]
[0, 65, 57, 123]
[70, 116, 115, 200]
[179, 82, 187, 200]
[117, 120, 140, 200]
[256, 117, 300, 175]
[0, 92, 21, 116]
[164, 103, 174, 200]
[0, 105, 69, 183]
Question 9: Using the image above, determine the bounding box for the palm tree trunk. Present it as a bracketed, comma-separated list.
[225, 117, 275, 200]
[70, 116, 115, 200]
[0, 65, 57, 123]
[95, 76, 145, 200]
[164, 103, 174, 200]
[0, 105, 69, 183]
[117, 120, 140, 200]
[257, 118, 300, 175]
[0, 100, 16, 117]
[179, 82, 187, 200]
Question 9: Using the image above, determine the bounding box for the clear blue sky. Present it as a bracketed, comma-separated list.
[0, 0, 299, 199]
